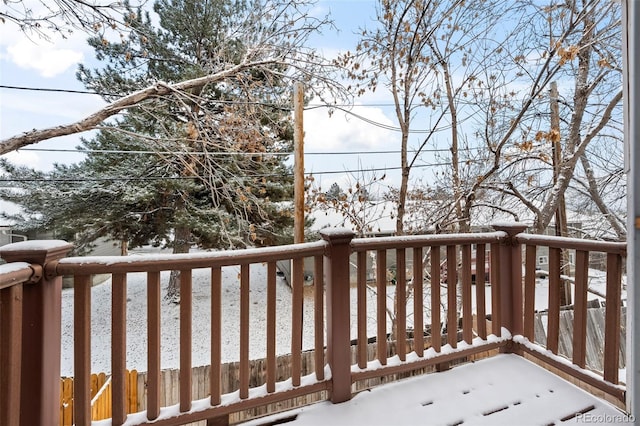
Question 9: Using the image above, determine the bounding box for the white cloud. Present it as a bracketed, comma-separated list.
[302, 104, 403, 190]
[2, 150, 41, 169]
[6, 39, 84, 78]
[304, 105, 396, 151]
[0, 19, 89, 78]
[1, 88, 105, 130]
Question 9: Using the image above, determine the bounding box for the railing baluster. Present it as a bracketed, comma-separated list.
[291, 257, 304, 387]
[210, 266, 222, 406]
[146, 271, 161, 420]
[74, 275, 92, 426]
[475, 244, 487, 340]
[490, 243, 501, 337]
[266, 262, 277, 393]
[413, 247, 424, 357]
[573, 250, 589, 369]
[603, 253, 622, 383]
[314, 255, 325, 381]
[430, 246, 441, 352]
[179, 269, 192, 412]
[357, 250, 368, 369]
[547, 247, 561, 354]
[112, 272, 127, 424]
[523, 245, 537, 341]
[461, 244, 472, 345]
[396, 248, 407, 361]
[240, 264, 250, 399]
[376, 249, 387, 364]
[446, 245, 457, 348]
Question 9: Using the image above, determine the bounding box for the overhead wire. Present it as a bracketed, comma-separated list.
[16, 146, 479, 155]
[0, 84, 443, 133]
[0, 84, 489, 182]
[0, 160, 476, 183]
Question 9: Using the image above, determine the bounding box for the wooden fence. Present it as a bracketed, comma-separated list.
[59, 370, 138, 426]
[534, 305, 627, 373]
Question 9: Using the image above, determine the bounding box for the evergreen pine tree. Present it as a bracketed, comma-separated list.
[0, 0, 300, 301]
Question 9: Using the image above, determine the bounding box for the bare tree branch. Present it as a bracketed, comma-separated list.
[1, 57, 295, 155]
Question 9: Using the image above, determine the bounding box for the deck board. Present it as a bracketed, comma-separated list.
[245, 354, 632, 426]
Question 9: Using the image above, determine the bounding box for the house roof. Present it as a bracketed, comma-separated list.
[308, 199, 618, 240]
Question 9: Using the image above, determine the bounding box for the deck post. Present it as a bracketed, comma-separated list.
[321, 228, 355, 403]
[0, 240, 73, 425]
[623, 0, 639, 416]
[492, 223, 527, 343]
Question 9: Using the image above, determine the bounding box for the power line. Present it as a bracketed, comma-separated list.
[17, 146, 477, 156]
[0, 84, 441, 133]
[0, 161, 468, 184]
[0, 85, 103, 96]
[0, 84, 399, 107]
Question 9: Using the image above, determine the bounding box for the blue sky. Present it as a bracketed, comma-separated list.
[0, 0, 411, 204]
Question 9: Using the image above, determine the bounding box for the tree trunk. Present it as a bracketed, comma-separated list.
[442, 60, 465, 233]
[165, 224, 192, 303]
[579, 154, 626, 240]
[550, 81, 571, 306]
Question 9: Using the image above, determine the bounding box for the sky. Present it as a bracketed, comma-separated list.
[0, 0, 413, 210]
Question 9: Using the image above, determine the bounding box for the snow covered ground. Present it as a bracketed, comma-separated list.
[60, 261, 318, 376]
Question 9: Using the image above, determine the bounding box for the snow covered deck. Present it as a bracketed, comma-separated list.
[246, 354, 633, 426]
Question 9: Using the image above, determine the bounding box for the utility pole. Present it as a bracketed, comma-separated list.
[291, 82, 305, 381]
[293, 82, 305, 245]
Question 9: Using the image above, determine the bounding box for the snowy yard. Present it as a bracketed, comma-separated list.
[60, 262, 317, 376]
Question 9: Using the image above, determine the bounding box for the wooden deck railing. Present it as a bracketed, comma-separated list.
[0, 261, 39, 426]
[515, 232, 627, 401]
[0, 241, 73, 426]
[0, 224, 628, 425]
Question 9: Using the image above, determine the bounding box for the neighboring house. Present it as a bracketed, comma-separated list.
[0, 225, 27, 246]
[534, 221, 583, 274]
[0, 228, 120, 287]
[282, 201, 613, 287]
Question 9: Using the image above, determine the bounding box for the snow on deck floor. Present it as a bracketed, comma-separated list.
[244, 354, 633, 426]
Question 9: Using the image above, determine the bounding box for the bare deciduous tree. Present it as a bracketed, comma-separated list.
[1, 0, 134, 40]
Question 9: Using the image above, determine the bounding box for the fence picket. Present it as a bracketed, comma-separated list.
[60, 378, 73, 426]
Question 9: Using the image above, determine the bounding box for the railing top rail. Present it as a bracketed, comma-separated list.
[55, 240, 327, 275]
[350, 231, 507, 252]
[0, 262, 38, 290]
[516, 233, 627, 255]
